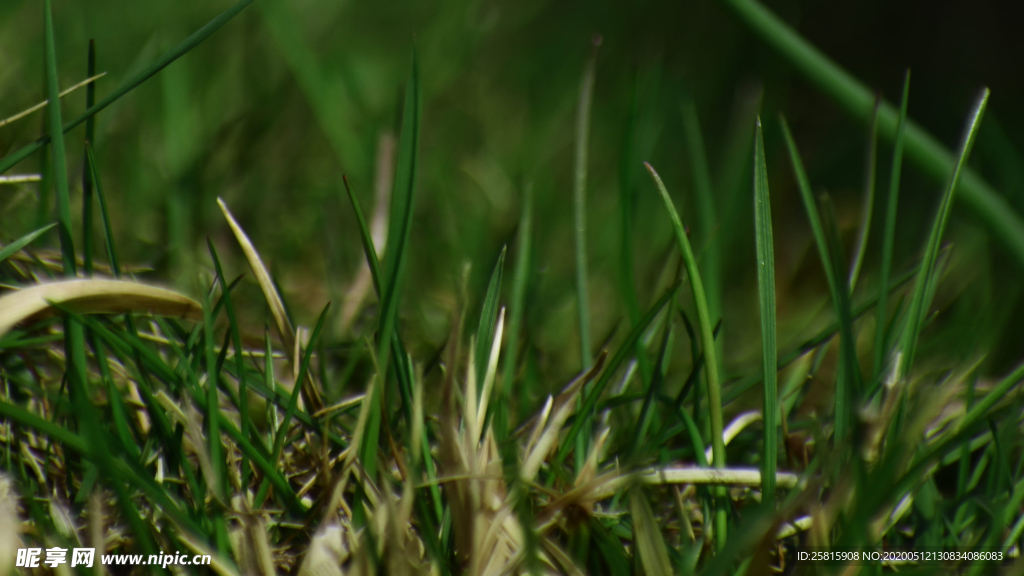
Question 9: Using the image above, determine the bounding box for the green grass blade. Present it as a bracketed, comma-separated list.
[557, 282, 679, 464]
[502, 184, 533, 422]
[208, 239, 250, 489]
[629, 316, 673, 459]
[644, 162, 727, 550]
[619, 78, 642, 326]
[779, 117, 861, 442]
[201, 285, 230, 555]
[86, 144, 120, 277]
[721, 0, 1024, 266]
[0, 0, 255, 175]
[82, 40, 97, 276]
[682, 94, 721, 331]
[848, 98, 880, 292]
[873, 71, 910, 379]
[43, 0, 74, 275]
[752, 118, 778, 507]
[362, 51, 420, 482]
[574, 37, 601, 370]
[0, 223, 56, 265]
[476, 246, 506, 387]
[898, 89, 989, 377]
[343, 175, 383, 294]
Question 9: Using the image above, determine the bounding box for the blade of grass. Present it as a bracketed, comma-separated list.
[644, 162, 728, 551]
[202, 285, 229, 555]
[502, 184, 532, 425]
[571, 36, 601, 476]
[208, 239, 250, 490]
[573, 36, 601, 371]
[682, 94, 721, 333]
[898, 89, 989, 378]
[779, 117, 861, 442]
[848, 98, 880, 291]
[85, 144, 120, 277]
[0, 224, 56, 265]
[361, 50, 420, 483]
[721, 0, 1024, 267]
[557, 282, 679, 465]
[44, 0, 74, 276]
[752, 118, 778, 507]
[82, 40, 97, 276]
[0, 0, 255, 174]
[476, 246, 506, 389]
[873, 71, 910, 379]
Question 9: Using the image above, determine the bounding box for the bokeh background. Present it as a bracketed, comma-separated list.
[2, 0, 1022, 406]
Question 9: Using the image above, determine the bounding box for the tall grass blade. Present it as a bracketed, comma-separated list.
[502, 184, 532, 422]
[898, 89, 989, 377]
[0, 0, 255, 174]
[645, 162, 728, 550]
[873, 72, 910, 378]
[43, 0, 74, 275]
[682, 94, 721, 331]
[849, 98, 880, 291]
[557, 282, 678, 464]
[0, 224, 56, 265]
[779, 117, 860, 442]
[86, 144, 120, 277]
[722, 0, 1024, 267]
[363, 50, 421, 481]
[476, 246, 506, 388]
[752, 118, 777, 507]
[207, 240, 250, 489]
[82, 40, 97, 276]
[573, 36, 601, 371]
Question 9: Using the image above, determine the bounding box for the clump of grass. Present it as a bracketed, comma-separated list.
[1, 1, 1023, 575]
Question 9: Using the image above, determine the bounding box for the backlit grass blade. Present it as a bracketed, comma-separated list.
[779, 117, 861, 442]
[752, 118, 777, 507]
[0, 0, 255, 175]
[645, 162, 728, 551]
[898, 89, 989, 378]
[874, 71, 910, 379]
[848, 98, 880, 292]
[0, 224, 56, 265]
[721, 0, 1024, 266]
[476, 246, 506, 388]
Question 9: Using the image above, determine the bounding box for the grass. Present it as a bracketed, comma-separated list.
[1, 0, 1024, 574]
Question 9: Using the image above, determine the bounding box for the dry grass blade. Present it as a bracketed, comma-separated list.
[630, 489, 673, 576]
[217, 197, 324, 412]
[0, 72, 107, 129]
[0, 279, 201, 338]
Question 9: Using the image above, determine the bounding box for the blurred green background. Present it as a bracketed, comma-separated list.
[2, 0, 1023, 402]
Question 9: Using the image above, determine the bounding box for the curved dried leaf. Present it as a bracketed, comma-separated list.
[217, 198, 323, 412]
[0, 279, 201, 338]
